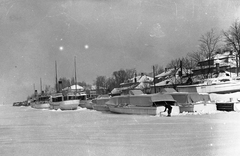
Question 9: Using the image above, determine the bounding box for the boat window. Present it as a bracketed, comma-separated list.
[52, 96, 63, 102]
[80, 96, 86, 100]
[69, 96, 75, 100]
[64, 96, 68, 101]
[219, 79, 230, 82]
[40, 97, 49, 101]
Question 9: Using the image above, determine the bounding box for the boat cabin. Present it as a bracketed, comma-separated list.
[51, 93, 64, 102]
[106, 93, 176, 107]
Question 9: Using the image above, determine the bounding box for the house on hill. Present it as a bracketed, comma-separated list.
[120, 73, 154, 94]
[192, 51, 237, 77]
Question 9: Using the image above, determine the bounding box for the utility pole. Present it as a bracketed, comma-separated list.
[153, 66, 156, 93]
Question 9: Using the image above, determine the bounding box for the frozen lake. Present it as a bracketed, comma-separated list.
[0, 105, 240, 156]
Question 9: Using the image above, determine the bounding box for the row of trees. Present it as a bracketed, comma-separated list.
[94, 20, 240, 94]
[27, 20, 240, 99]
[164, 20, 240, 79]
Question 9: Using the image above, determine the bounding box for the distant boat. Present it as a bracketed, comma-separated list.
[60, 92, 79, 110]
[13, 102, 22, 106]
[49, 91, 79, 111]
[78, 92, 88, 108]
[49, 58, 81, 110]
[49, 93, 63, 110]
[31, 78, 50, 109]
[107, 93, 180, 116]
[92, 95, 110, 112]
[32, 95, 50, 109]
[177, 72, 240, 94]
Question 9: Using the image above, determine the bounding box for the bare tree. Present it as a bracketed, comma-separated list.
[166, 58, 181, 69]
[95, 76, 107, 94]
[187, 51, 204, 66]
[199, 29, 221, 78]
[223, 20, 240, 75]
[152, 64, 164, 75]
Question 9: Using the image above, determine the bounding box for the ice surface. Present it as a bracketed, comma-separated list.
[0, 105, 240, 156]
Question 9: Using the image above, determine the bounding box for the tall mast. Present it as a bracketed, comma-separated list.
[55, 61, 58, 93]
[40, 78, 42, 94]
[33, 83, 35, 93]
[74, 56, 77, 93]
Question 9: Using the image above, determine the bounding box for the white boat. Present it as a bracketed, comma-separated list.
[49, 93, 63, 110]
[92, 95, 110, 112]
[49, 92, 79, 110]
[60, 92, 79, 110]
[106, 93, 180, 116]
[49, 58, 82, 110]
[165, 92, 216, 113]
[85, 100, 94, 109]
[78, 92, 88, 108]
[32, 95, 50, 109]
[177, 72, 240, 94]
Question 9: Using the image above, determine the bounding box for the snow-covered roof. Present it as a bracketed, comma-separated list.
[63, 85, 84, 91]
[130, 74, 153, 83]
[155, 78, 174, 87]
[155, 69, 175, 78]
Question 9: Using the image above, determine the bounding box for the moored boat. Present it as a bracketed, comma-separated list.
[177, 71, 240, 94]
[92, 95, 110, 112]
[60, 92, 79, 110]
[32, 95, 50, 109]
[93, 104, 110, 111]
[165, 92, 216, 113]
[49, 93, 63, 110]
[50, 92, 80, 110]
[107, 93, 180, 116]
[13, 102, 23, 106]
[85, 100, 94, 109]
[78, 92, 88, 108]
[209, 92, 240, 111]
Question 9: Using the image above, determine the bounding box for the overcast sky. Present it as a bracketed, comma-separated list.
[1, 0, 240, 104]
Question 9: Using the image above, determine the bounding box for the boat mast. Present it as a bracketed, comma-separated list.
[40, 78, 42, 95]
[55, 61, 58, 93]
[74, 56, 77, 95]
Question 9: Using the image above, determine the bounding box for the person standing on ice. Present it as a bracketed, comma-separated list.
[163, 103, 172, 117]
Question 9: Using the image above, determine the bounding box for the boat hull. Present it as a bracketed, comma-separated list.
[60, 100, 79, 110]
[79, 100, 87, 108]
[49, 101, 62, 110]
[216, 102, 240, 111]
[93, 104, 110, 111]
[196, 83, 240, 94]
[85, 101, 93, 109]
[109, 105, 180, 116]
[179, 103, 216, 113]
[177, 82, 240, 94]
